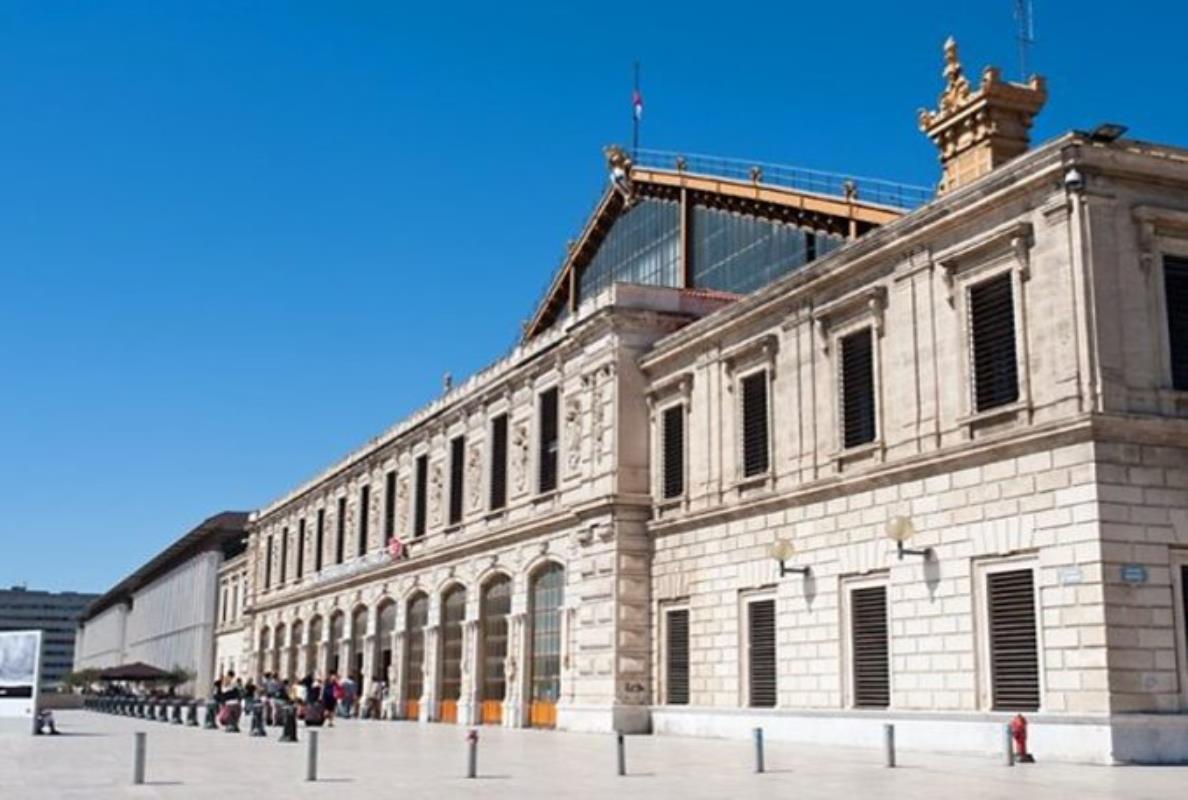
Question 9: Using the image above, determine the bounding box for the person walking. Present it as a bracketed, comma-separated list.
[321, 673, 338, 728]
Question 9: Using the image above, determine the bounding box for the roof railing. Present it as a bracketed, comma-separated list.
[633, 148, 934, 211]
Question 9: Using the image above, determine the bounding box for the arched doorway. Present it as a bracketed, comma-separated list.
[257, 626, 270, 679]
[377, 600, 397, 685]
[479, 574, 511, 724]
[307, 616, 323, 676]
[438, 585, 466, 723]
[404, 592, 429, 720]
[289, 620, 303, 679]
[329, 611, 345, 675]
[272, 626, 285, 675]
[350, 606, 368, 685]
[529, 562, 564, 728]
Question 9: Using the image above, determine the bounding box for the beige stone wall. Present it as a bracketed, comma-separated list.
[652, 440, 1108, 714]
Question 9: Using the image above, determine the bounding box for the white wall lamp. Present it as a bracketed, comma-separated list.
[886, 516, 932, 560]
[768, 538, 811, 577]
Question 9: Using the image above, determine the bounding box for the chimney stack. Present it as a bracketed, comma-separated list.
[918, 37, 1047, 195]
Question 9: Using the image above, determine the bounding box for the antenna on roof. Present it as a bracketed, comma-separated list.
[1014, 0, 1036, 80]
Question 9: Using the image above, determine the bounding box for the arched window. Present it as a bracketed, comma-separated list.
[480, 575, 512, 724]
[377, 600, 397, 684]
[404, 593, 429, 719]
[307, 616, 323, 676]
[529, 563, 564, 728]
[439, 585, 466, 723]
[329, 612, 345, 675]
[350, 606, 368, 683]
[272, 626, 285, 675]
[289, 621, 303, 680]
[257, 626, 270, 678]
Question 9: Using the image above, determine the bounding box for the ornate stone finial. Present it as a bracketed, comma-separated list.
[919, 36, 1046, 196]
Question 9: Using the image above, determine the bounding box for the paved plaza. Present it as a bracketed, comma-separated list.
[0, 711, 1184, 799]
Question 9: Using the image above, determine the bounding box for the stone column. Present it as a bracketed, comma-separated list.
[459, 619, 479, 726]
[391, 629, 406, 719]
[505, 612, 528, 728]
[421, 624, 439, 722]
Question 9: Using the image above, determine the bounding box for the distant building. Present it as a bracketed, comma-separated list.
[0, 585, 97, 689]
[74, 511, 248, 695]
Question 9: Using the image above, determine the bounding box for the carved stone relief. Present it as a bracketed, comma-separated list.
[466, 445, 482, 510]
[429, 463, 444, 527]
[565, 395, 582, 472]
[511, 422, 530, 493]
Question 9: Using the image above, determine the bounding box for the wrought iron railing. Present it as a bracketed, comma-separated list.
[633, 148, 934, 211]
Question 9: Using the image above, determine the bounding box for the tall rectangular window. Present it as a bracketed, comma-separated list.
[741, 371, 769, 478]
[264, 536, 273, 590]
[1165, 257, 1188, 390]
[850, 585, 890, 708]
[414, 454, 428, 537]
[449, 435, 465, 525]
[279, 527, 288, 585]
[315, 509, 325, 572]
[970, 273, 1019, 411]
[665, 608, 690, 705]
[840, 328, 876, 448]
[747, 598, 776, 708]
[358, 484, 370, 557]
[662, 404, 685, 499]
[489, 414, 508, 511]
[538, 387, 559, 493]
[296, 519, 305, 579]
[383, 470, 396, 544]
[335, 497, 346, 564]
[987, 568, 1040, 711]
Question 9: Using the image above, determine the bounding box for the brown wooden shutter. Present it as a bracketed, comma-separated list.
[841, 328, 876, 448]
[336, 496, 346, 564]
[383, 470, 396, 544]
[1165, 257, 1188, 390]
[490, 414, 508, 510]
[662, 405, 685, 499]
[279, 527, 288, 583]
[413, 455, 428, 537]
[538, 388, 559, 493]
[969, 273, 1019, 411]
[315, 509, 325, 571]
[747, 599, 777, 708]
[666, 609, 690, 705]
[358, 485, 370, 556]
[851, 585, 890, 708]
[741, 371, 770, 478]
[449, 435, 465, 525]
[296, 518, 305, 578]
[988, 568, 1040, 711]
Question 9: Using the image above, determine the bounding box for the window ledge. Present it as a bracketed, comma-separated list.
[733, 473, 773, 494]
[442, 523, 462, 535]
[483, 508, 507, 522]
[830, 439, 884, 466]
[957, 399, 1030, 433]
[533, 490, 559, 506]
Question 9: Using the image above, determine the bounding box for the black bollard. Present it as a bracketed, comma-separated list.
[466, 729, 478, 779]
[884, 723, 896, 768]
[616, 732, 626, 777]
[204, 702, 218, 730]
[171, 702, 183, 724]
[279, 705, 298, 743]
[306, 730, 319, 782]
[186, 701, 199, 727]
[132, 732, 146, 786]
[250, 703, 267, 737]
[753, 727, 765, 773]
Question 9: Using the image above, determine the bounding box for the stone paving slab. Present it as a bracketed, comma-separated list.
[1, 710, 1185, 799]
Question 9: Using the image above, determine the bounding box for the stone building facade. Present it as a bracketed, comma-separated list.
[237, 42, 1188, 762]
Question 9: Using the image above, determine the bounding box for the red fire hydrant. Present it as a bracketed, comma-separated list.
[1010, 714, 1035, 763]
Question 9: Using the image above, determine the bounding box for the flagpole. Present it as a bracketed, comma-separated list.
[632, 61, 640, 159]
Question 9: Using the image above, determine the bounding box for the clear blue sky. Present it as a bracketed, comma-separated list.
[2, 1, 1185, 593]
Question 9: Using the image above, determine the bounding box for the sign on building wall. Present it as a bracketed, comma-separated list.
[0, 630, 42, 732]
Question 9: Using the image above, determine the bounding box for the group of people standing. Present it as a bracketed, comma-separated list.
[213, 669, 388, 728]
